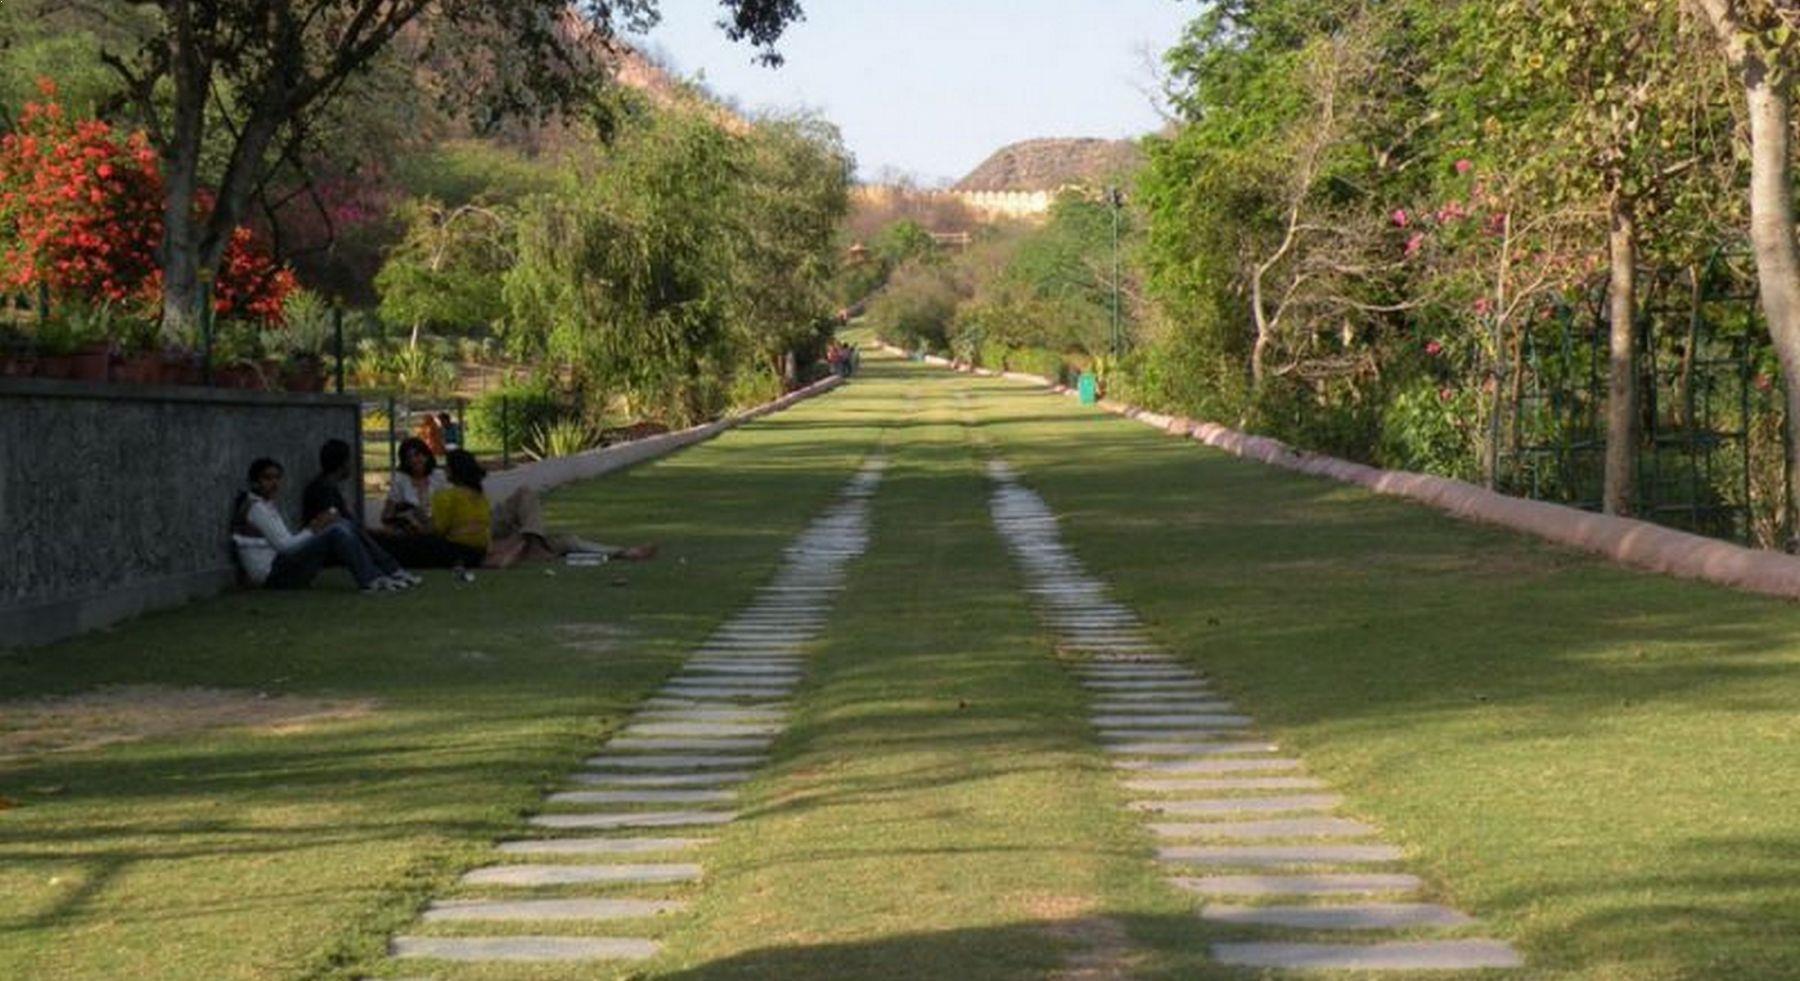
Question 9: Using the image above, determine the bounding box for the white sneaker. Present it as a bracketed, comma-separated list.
[366, 575, 407, 592]
[394, 570, 424, 586]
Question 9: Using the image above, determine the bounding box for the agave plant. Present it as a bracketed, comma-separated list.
[523, 418, 600, 461]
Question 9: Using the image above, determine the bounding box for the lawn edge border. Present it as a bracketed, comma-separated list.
[477, 374, 846, 500]
[878, 342, 1800, 602]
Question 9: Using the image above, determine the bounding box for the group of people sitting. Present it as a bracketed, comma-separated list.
[230, 438, 655, 594]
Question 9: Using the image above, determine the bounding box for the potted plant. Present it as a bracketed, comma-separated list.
[111, 315, 165, 385]
[210, 322, 266, 389]
[60, 302, 116, 382]
[273, 289, 333, 392]
[31, 310, 87, 379]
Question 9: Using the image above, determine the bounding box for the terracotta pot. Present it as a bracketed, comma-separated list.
[0, 353, 35, 378]
[283, 358, 325, 393]
[69, 343, 111, 382]
[35, 354, 75, 379]
[114, 353, 164, 385]
[162, 352, 201, 385]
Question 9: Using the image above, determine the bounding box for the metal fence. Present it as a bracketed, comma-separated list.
[1498, 249, 1788, 547]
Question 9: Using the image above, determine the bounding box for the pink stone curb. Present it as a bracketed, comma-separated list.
[877, 341, 1800, 601]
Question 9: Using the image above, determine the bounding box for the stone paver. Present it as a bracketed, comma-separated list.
[660, 686, 794, 700]
[1106, 741, 1281, 757]
[424, 898, 687, 922]
[585, 754, 767, 769]
[570, 771, 754, 786]
[546, 789, 737, 805]
[391, 936, 659, 962]
[1158, 844, 1404, 865]
[605, 737, 775, 752]
[461, 864, 701, 886]
[1093, 714, 1253, 728]
[1201, 903, 1475, 930]
[497, 837, 710, 855]
[1126, 777, 1327, 792]
[529, 810, 737, 830]
[623, 722, 785, 738]
[1130, 795, 1342, 815]
[1115, 757, 1304, 774]
[1149, 818, 1380, 840]
[1172, 873, 1424, 896]
[1211, 941, 1523, 970]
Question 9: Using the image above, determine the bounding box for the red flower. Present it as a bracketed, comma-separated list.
[0, 92, 294, 323]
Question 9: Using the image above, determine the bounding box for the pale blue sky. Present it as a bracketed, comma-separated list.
[629, 1, 1196, 185]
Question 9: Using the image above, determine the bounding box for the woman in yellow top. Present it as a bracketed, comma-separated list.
[433, 450, 658, 568]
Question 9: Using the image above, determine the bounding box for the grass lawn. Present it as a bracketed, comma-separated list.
[0, 382, 887, 980]
[7, 346, 1800, 979]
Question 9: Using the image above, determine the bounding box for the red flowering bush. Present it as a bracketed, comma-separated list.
[0, 80, 294, 325]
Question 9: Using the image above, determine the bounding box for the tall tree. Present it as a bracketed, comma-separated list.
[1686, 0, 1800, 538]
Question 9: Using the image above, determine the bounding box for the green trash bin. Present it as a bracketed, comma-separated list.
[1077, 371, 1099, 405]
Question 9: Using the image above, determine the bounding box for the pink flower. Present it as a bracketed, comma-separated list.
[1425, 339, 1443, 357]
[1391, 209, 1409, 228]
[1404, 233, 1425, 257]
[1473, 297, 1493, 316]
[1455, 159, 1473, 174]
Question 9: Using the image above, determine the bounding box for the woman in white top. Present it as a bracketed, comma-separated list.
[373, 438, 472, 568]
[232, 458, 412, 591]
[382, 437, 449, 533]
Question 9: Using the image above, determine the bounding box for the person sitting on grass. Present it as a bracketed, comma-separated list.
[232, 457, 416, 592]
[302, 438, 428, 581]
[433, 449, 658, 569]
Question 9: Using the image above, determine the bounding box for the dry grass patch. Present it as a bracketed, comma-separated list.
[555, 621, 639, 653]
[0, 684, 377, 763]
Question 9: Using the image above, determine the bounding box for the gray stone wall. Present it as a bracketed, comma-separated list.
[0, 378, 361, 647]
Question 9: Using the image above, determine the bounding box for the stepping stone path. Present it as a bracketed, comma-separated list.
[984, 459, 1521, 973]
[388, 457, 884, 969]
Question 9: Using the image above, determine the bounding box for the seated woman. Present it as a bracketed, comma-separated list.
[371, 437, 480, 568]
[433, 450, 657, 569]
[232, 457, 416, 592]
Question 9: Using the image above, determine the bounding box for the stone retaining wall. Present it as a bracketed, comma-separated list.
[3, 375, 848, 649]
[879, 342, 1800, 602]
[0, 378, 363, 648]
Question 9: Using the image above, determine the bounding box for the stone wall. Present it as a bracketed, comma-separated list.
[0, 378, 361, 647]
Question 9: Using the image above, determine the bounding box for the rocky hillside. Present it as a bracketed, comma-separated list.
[953, 138, 1144, 192]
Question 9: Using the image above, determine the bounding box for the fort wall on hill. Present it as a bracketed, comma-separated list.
[850, 185, 1069, 223]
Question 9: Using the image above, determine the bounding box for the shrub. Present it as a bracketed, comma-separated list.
[1006, 346, 1067, 383]
[524, 418, 599, 461]
[469, 380, 565, 452]
[866, 263, 962, 353]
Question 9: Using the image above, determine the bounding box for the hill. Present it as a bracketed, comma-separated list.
[953, 138, 1144, 192]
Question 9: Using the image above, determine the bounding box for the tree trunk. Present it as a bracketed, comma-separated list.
[1677, 265, 1700, 430]
[158, 12, 209, 341]
[1604, 198, 1639, 516]
[1742, 73, 1800, 543]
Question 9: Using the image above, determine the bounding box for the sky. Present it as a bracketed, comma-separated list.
[628, 1, 1196, 185]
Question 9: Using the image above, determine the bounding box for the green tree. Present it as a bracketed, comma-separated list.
[24, 0, 803, 336]
[375, 199, 514, 348]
